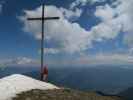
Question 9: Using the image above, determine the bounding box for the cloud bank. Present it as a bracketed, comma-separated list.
[1, 54, 133, 67]
[74, 53, 133, 66]
[0, 4, 2, 13]
[70, 0, 106, 9]
[20, 5, 93, 54]
[0, 57, 38, 66]
[19, 0, 133, 60]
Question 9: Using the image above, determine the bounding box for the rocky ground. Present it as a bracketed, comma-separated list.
[13, 88, 122, 100]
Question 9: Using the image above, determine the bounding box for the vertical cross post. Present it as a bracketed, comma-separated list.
[41, 4, 45, 80]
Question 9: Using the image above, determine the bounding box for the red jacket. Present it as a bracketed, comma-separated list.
[43, 66, 48, 75]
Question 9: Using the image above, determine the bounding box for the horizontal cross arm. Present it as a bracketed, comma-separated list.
[44, 17, 60, 20]
[27, 18, 42, 20]
[27, 17, 60, 21]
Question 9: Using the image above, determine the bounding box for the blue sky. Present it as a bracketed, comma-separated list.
[0, 0, 133, 66]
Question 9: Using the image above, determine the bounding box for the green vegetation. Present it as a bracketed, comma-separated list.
[13, 89, 122, 100]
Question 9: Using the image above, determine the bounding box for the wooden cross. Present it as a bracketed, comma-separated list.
[27, 4, 60, 80]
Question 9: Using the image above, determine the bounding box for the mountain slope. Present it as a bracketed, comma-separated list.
[13, 89, 122, 100]
[0, 74, 59, 100]
[118, 87, 133, 100]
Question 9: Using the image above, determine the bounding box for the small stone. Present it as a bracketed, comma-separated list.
[25, 97, 32, 100]
[41, 96, 47, 99]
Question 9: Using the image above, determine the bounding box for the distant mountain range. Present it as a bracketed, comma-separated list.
[0, 66, 37, 78]
[23, 66, 133, 95]
[1, 65, 133, 97]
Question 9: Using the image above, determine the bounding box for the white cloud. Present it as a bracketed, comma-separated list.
[95, 4, 116, 21]
[0, 4, 2, 13]
[0, 57, 38, 66]
[90, 19, 122, 41]
[60, 7, 82, 20]
[0, 0, 5, 13]
[19, 5, 120, 54]
[43, 53, 133, 67]
[70, 0, 105, 9]
[73, 53, 133, 66]
[1, 54, 133, 67]
[15, 57, 35, 65]
[44, 48, 60, 54]
[115, 0, 133, 47]
[20, 0, 133, 54]
[70, 0, 130, 44]
[90, 0, 133, 47]
[20, 5, 93, 54]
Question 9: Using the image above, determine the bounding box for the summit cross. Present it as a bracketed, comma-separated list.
[27, 3, 60, 80]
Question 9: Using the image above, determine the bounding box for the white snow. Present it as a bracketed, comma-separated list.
[0, 74, 59, 100]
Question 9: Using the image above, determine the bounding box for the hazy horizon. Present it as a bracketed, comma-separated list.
[0, 0, 133, 68]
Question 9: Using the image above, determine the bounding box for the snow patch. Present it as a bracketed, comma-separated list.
[0, 74, 59, 100]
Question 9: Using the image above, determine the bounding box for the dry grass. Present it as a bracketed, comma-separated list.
[13, 89, 122, 100]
